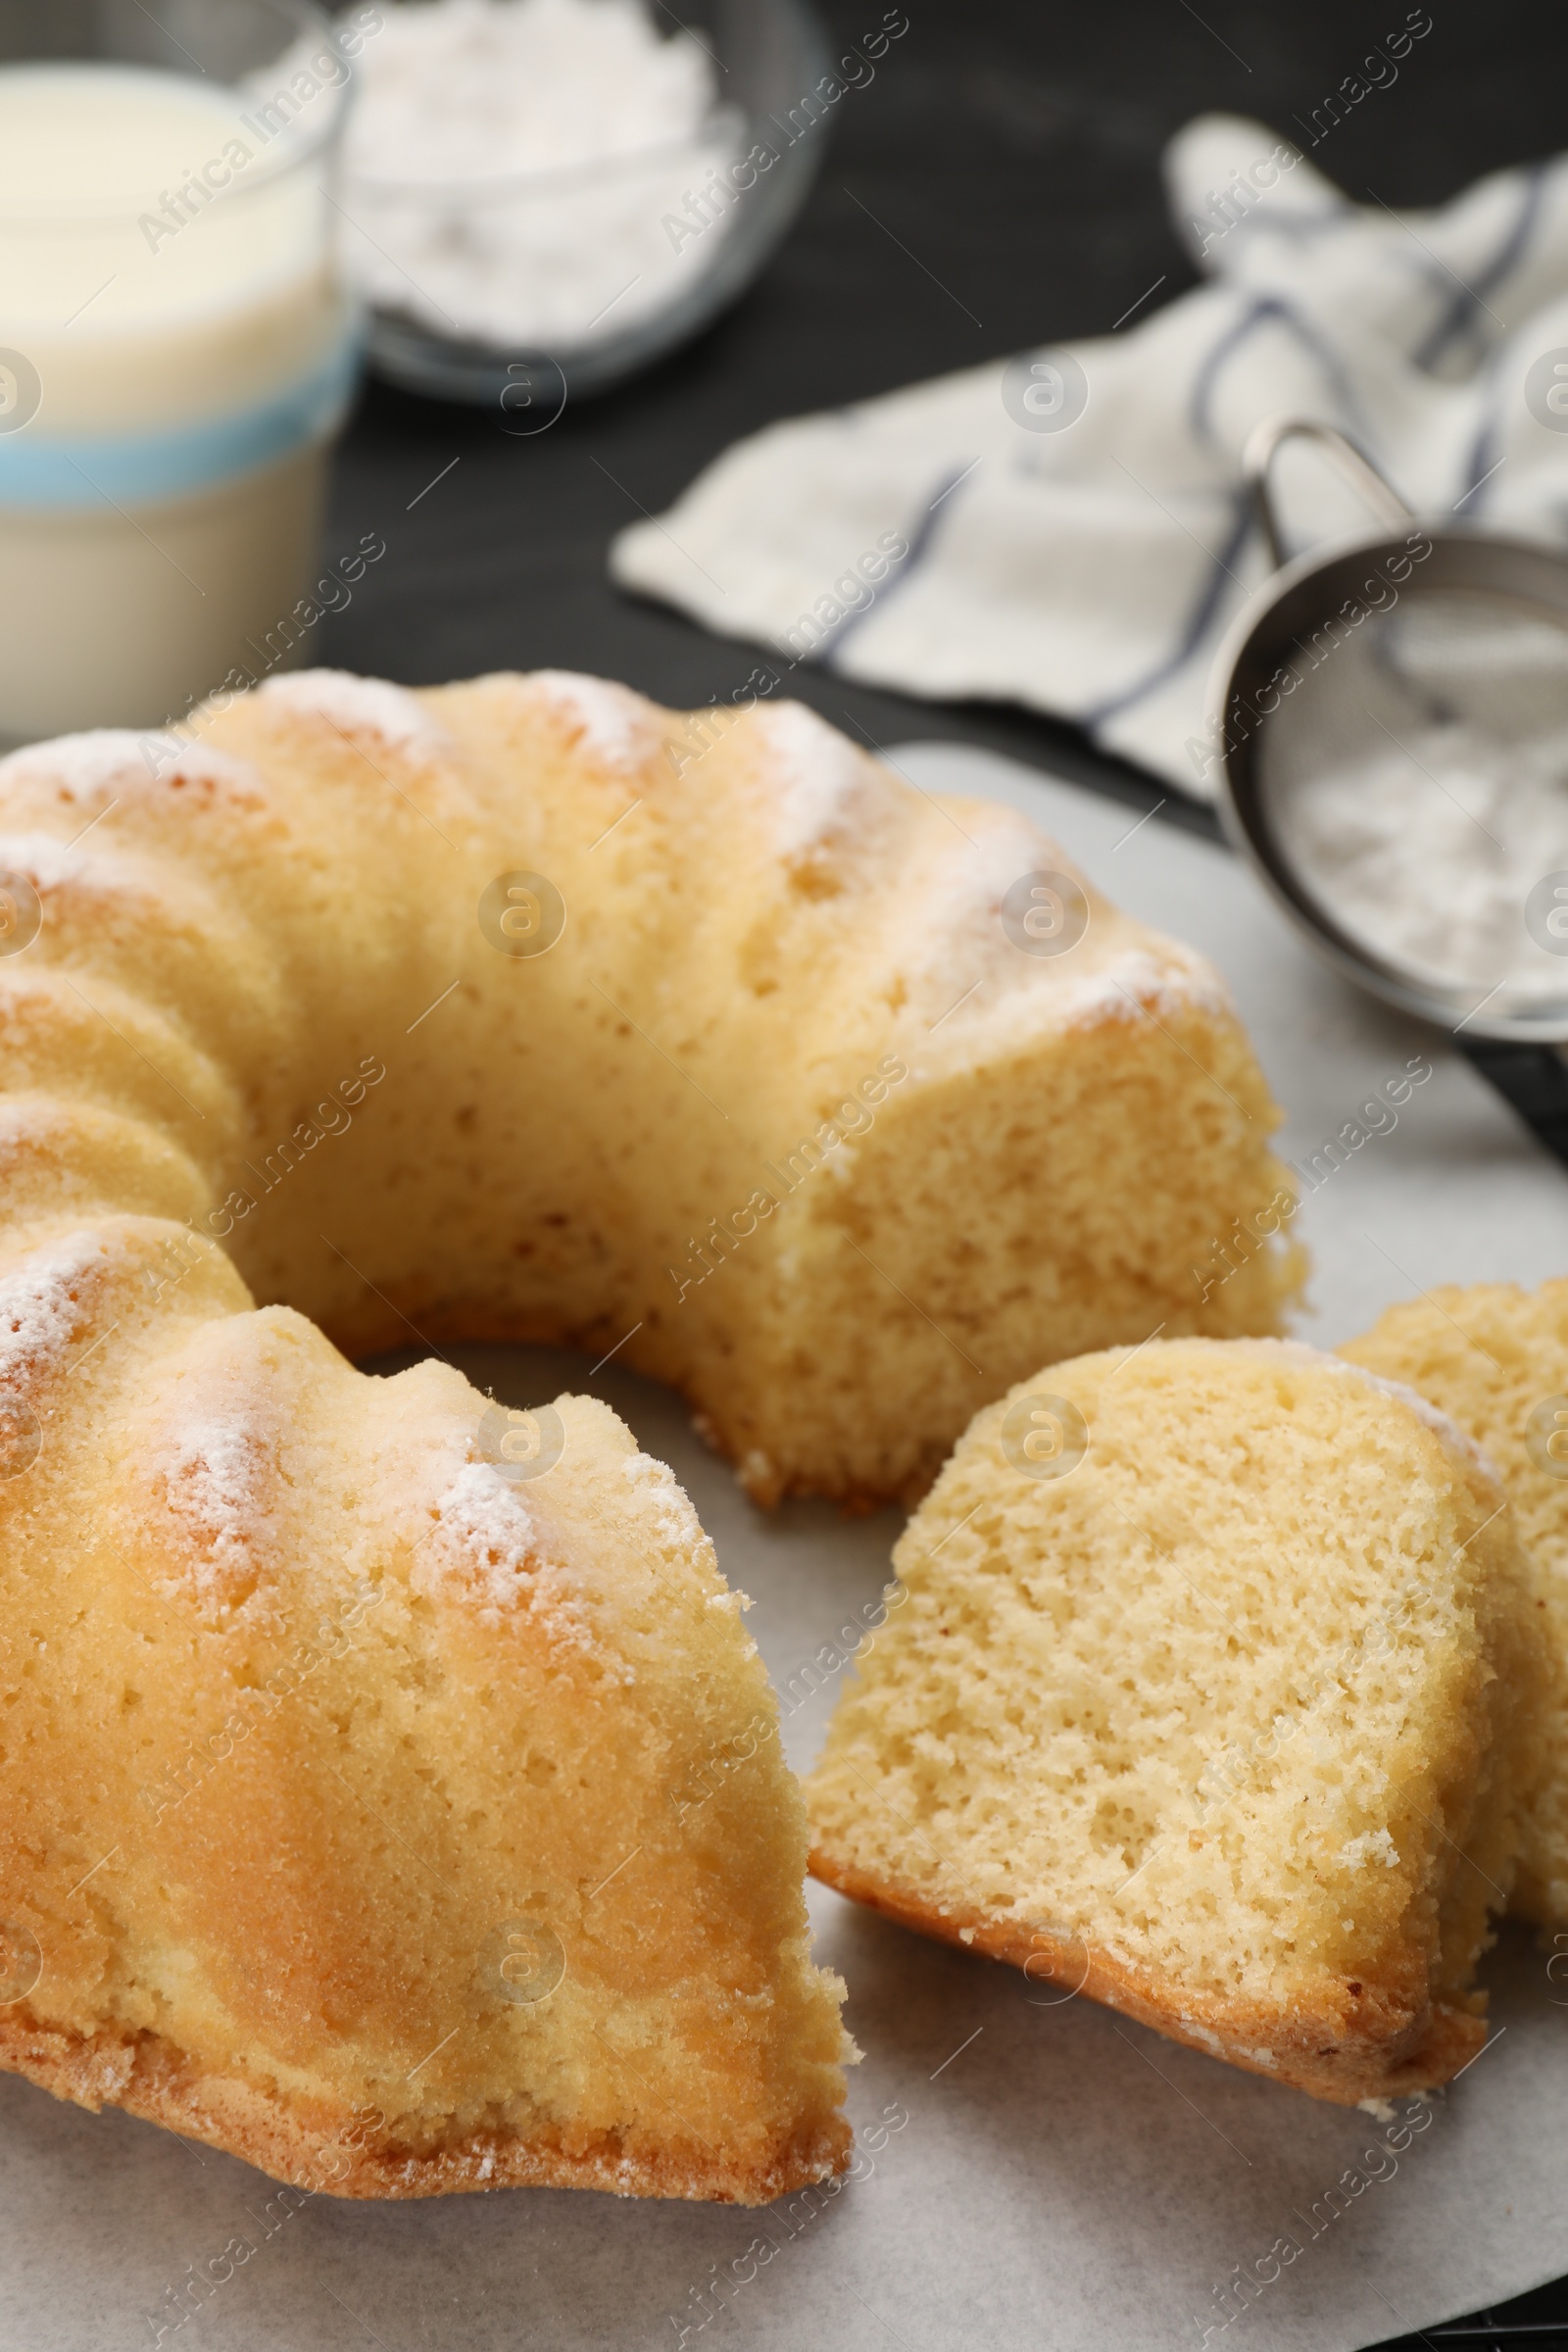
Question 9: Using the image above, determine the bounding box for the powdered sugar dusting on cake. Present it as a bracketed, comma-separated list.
[896, 799, 1222, 1050]
[0, 729, 266, 813]
[0, 731, 149, 799]
[0, 831, 94, 894]
[150, 1408, 278, 1609]
[512, 671, 664, 772]
[0, 830, 182, 908]
[620, 1449, 712, 1564]
[1343, 1828, 1399, 1869]
[261, 670, 451, 755]
[0, 833, 238, 963]
[899, 803, 1063, 1011]
[0, 1227, 122, 1396]
[417, 1456, 594, 1648]
[420, 1460, 542, 1610]
[1054, 946, 1234, 1031]
[745, 700, 881, 866]
[895, 795, 1235, 1044]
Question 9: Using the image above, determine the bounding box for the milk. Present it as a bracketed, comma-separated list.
[0, 48, 360, 739]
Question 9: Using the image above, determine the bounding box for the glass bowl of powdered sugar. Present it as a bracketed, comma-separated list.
[335, 0, 836, 403]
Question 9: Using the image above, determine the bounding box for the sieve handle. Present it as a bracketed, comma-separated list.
[1242, 417, 1413, 574]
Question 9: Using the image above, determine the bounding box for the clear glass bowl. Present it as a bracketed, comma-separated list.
[340, 0, 833, 405]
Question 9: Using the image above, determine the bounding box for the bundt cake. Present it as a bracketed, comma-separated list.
[0, 668, 1301, 1509]
[0, 667, 1301, 2189]
[1342, 1281, 1568, 1926]
[0, 1317, 851, 2198]
[806, 1337, 1542, 2105]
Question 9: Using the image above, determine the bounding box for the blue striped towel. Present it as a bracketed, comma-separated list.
[609, 112, 1568, 797]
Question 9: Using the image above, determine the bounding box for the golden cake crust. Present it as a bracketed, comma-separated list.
[0, 2007, 849, 2201]
[808, 1853, 1483, 2107]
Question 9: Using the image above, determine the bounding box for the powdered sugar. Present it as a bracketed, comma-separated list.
[747, 701, 881, 867]
[0, 729, 266, 813]
[0, 831, 93, 894]
[260, 670, 451, 756]
[416, 1455, 593, 1647]
[1267, 597, 1568, 1008]
[420, 1459, 543, 1609]
[150, 1408, 277, 1607]
[1053, 945, 1234, 1032]
[509, 670, 665, 772]
[909, 939, 1229, 1072]
[885, 790, 1236, 1043]
[0, 731, 149, 799]
[620, 1447, 710, 1561]
[1342, 1828, 1399, 1870]
[0, 1227, 121, 1396]
[898, 804, 1069, 1011]
[340, 0, 736, 350]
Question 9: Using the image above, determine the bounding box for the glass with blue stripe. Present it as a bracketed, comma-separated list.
[0, 0, 366, 742]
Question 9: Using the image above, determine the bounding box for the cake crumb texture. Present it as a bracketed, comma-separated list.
[807, 1336, 1542, 2104]
[1343, 1279, 1568, 1927]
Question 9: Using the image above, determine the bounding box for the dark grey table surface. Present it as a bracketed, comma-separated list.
[308, 5, 1568, 2341]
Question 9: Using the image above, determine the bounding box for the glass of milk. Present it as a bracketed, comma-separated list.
[0, 1, 371, 744]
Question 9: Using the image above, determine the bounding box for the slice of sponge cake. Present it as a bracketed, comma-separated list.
[1343, 1280, 1568, 1927]
[807, 1337, 1541, 2104]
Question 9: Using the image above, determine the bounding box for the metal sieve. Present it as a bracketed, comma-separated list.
[1209, 416, 1568, 1044]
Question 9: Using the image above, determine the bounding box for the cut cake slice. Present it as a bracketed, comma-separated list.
[807, 1336, 1541, 2104]
[1343, 1279, 1568, 1926]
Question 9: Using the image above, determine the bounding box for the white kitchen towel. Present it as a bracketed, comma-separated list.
[610, 111, 1568, 797]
